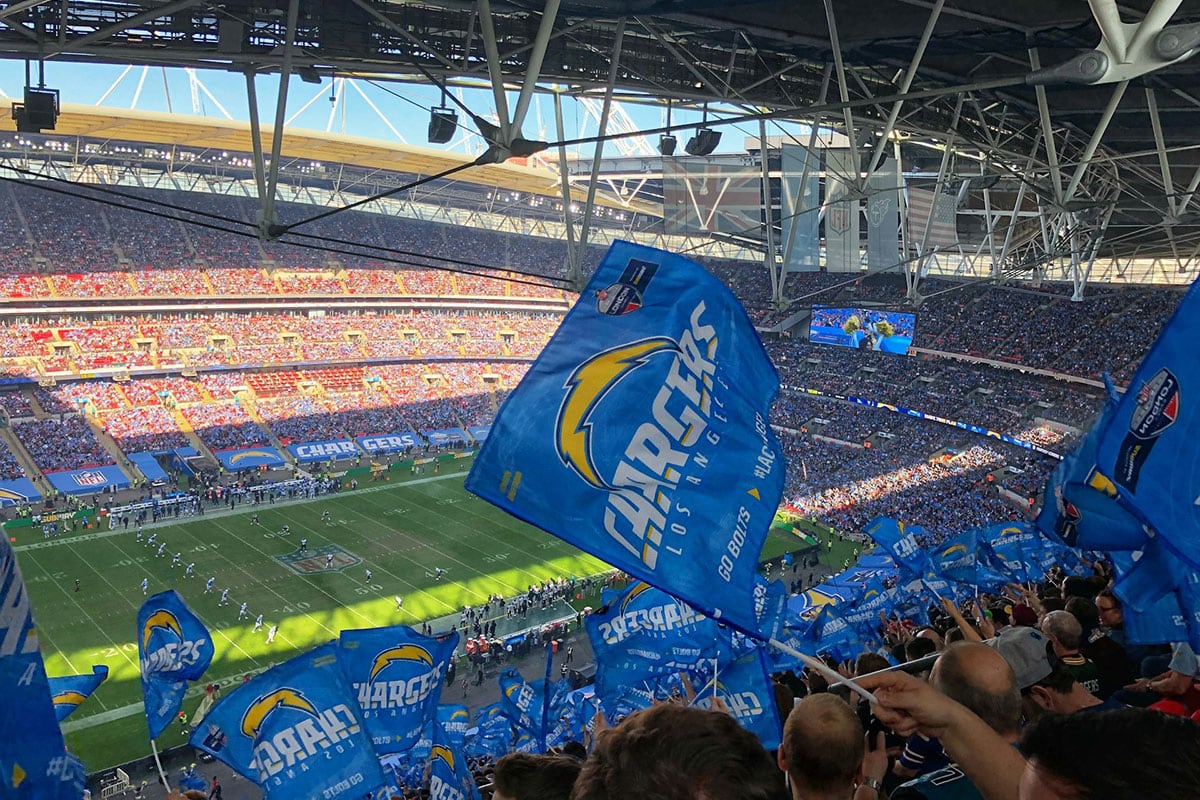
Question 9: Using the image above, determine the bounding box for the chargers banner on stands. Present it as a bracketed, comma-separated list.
[423, 428, 470, 447]
[287, 439, 359, 463]
[467, 425, 491, 443]
[788, 385, 1063, 459]
[467, 241, 787, 639]
[0, 477, 40, 507]
[191, 642, 387, 800]
[0, 536, 87, 800]
[46, 465, 131, 496]
[138, 590, 214, 739]
[437, 704, 472, 751]
[48, 665, 109, 722]
[336, 626, 458, 754]
[356, 432, 423, 454]
[215, 447, 286, 470]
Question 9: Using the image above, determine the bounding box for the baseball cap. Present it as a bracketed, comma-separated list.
[986, 626, 1053, 690]
[1012, 603, 1039, 627]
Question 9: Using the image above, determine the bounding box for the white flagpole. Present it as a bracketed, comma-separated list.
[767, 638, 877, 703]
[150, 739, 171, 792]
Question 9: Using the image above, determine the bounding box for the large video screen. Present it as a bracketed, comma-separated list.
[808, 306, 915, 355]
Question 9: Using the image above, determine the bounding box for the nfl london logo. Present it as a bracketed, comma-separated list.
[73, 471, 107, 487]
[828, 205, 850, 235]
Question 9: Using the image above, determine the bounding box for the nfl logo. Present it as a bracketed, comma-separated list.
[828, 205, 850, 235]
[73, 471, 107, 487]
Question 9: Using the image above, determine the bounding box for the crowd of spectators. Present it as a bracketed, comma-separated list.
[12, 415, 114, 473]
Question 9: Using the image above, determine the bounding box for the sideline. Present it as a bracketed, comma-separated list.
[14, 468, 469, 553]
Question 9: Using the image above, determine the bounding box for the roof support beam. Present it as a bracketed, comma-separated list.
[865, 0, 945, 176]
[1145, 87, 1178, 218]
[1029, 48, 1064, 205]
[572, 17, 626, 291]
[1063, 79, 1128, 203]
[44, 0, 203, 57]
[477, 0, 512, 144]
[821, 0, 860, 188]
[509, 0, 562, 136]
[259, 0, 300, 235]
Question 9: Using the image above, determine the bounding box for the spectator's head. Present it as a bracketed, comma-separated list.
[1094, 590, 1123, 629]
[988, 604, 1011, 628]
[778, 694, 864, 800]
[1018, 708, 1200, 800]
[1012, 603, 1039, 628]
[987, 626, 1097, 718]
[854, 653, 890, 677]
[1040, 610, 1084, 656]
[905, 636, 939, 665]
[914, 626, 945, 651]
[571, 704, 785, 800]
[1064, 597, 1100, 636]
[492, 753, 581, 800]
[931, 642, 1022, 738]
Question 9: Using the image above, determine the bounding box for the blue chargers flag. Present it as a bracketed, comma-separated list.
[1110, 550, 1193, 646]
[497, 668, 572, 746]
[1036, 391, 1151, 553]
[138, 589, 214, 739]
[48, 664, 109, 722]
[0, 536, 87, 800]
[336, 625, 458, 754]
[932, 531, 1010, 591]
[1095, 278, 1200, 570]
[429, 725, 481, 800]
[585, 581, 730, 680]
[437, 704, 471, 751]
[979, 523, 1038, 584]
[190, 642, 386, 800]
[692, 648, 783, 750]
[466, 240, 787, 639]
[864, 518, 930, 577]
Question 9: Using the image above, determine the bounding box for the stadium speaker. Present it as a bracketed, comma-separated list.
[11, 87, 58, 133]
[659, 134, 677, 156]
[428, 108, 458, 144]
[685, 128, 721, 156]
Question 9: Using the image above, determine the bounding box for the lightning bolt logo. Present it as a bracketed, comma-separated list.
[940, 544, 969, 558]
[240, 688, 319, 739]
[368, 645, 435, 683]
[141, 610, 183, 649]
[556, 337, 678, 490]
[618, 582, 655, 617]
[431, 745, 455, 771]
[52, 690, 88, 708]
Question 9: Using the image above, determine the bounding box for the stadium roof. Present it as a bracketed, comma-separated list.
[0, 0, 1197, 289]
[0, 100, 658, 215]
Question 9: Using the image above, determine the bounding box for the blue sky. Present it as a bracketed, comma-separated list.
[0, 61, 810, 160]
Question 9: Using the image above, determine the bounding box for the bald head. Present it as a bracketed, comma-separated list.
[780, 694, 864, 797]
[931, 642, 1022, 737]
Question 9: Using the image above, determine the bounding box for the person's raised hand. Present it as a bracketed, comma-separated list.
[857, 670, 962, 739]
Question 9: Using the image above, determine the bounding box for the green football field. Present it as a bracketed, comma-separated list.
[12, 460, 831, 772]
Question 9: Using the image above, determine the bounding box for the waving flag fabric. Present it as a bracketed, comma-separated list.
[467, 241, 786, 639]
[137, 590, 214, 739]
[190, 642, 386, 800]
[932, 531, 1009, 590]
[437, 704, 471, 752]
[0, 536, 87, 800]
[692, 648, 783, 750]
[336, 625, 457, 754]
[48, 665, 109, 722]
[429, 723, 482, 800]
[1094, 278, 1200, 570]
[585, 581, 728, 681]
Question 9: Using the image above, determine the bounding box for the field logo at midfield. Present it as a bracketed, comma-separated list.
[276, 544, 361, 574]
